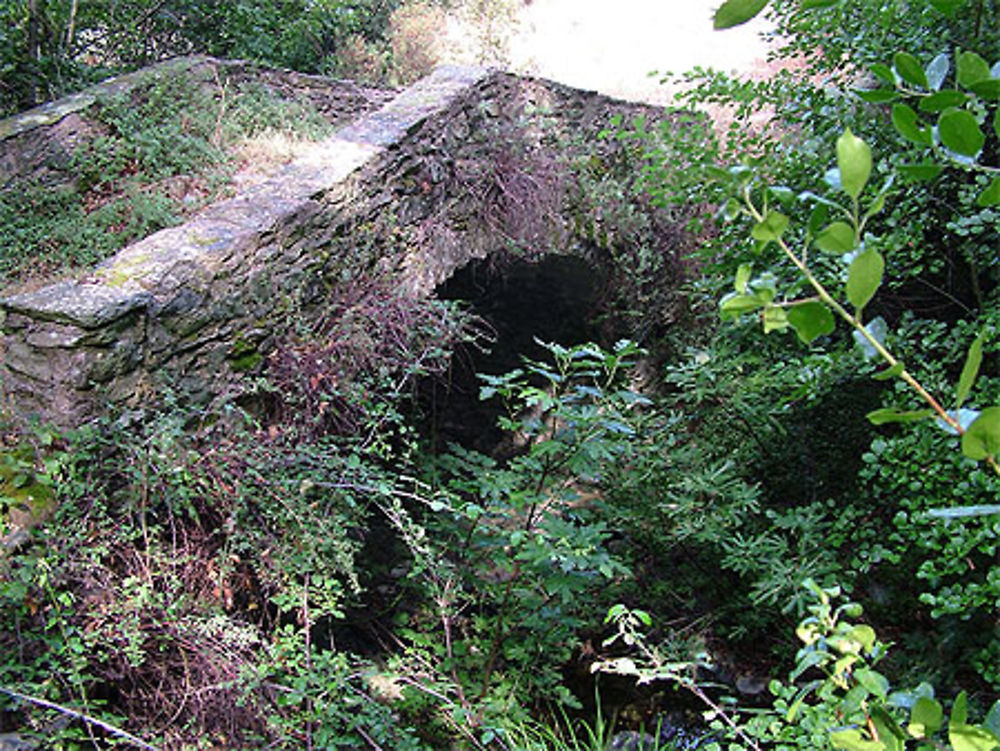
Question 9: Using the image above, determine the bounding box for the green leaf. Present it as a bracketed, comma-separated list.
[889, 683, 936, 710]
[855, 668, 890, 700]
[763, 305, 789, 333]
[752, 211, 790, 242]
[838, 128, 873, 199]
[995, 108, 1000, 140]
[919, 89, 967, 112]
[909, 697, 945, 738]
[870, 63, 897, 86]
[871, 709, 906, 751]
[938, 108, 986, 156]
[841, 683, 870, 714]
[847, 249, 884, 313]
[953, 692, 970, 728]
[847, 624, 877, 653]
[971, 79, 1000, 99]
[802, 0, 841, 6]
[865, 178, 893, 219]
[949, 725, 1000, 751]
[898, 162, 943, 181]
[985, 701, 1000, 739]
[856, 89, 899, 104]
[867, 408, 934, 425]
[926, 53, 950, 90]
[830, 728, 884, 751]
[978, 177, 1000, 207]
[808, 202, 831, 234]
[895, 52, 929, 88]
[788, 301, 835, 343]
[956, 332, 985, 408]
[873, 362, 905, 381]
[957, 51, 991, 87]
[734, 263, 752, 292]
[928, 0, 966, 13]
[713, 0, 769, 28]
[816, 221, 857, 253]
[892, 104, 933, 144]
[962, 408, 1000, 460]
[720, 292, 766, 320]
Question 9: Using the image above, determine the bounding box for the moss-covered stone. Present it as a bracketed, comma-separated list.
[1, 448, 57, 536]
[227, 338, 263, 372]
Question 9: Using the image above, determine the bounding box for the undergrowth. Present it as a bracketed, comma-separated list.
[0, 69, 332, 288]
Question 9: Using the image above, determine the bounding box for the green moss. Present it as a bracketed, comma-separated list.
[227, 337, 263, 372]
[1, 448, 57, 531]
[100, 250, 153, 287]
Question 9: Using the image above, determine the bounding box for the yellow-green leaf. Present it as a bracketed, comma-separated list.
[816, 221, 857, 253]
[838, 128, 873, 199]
[788, 301, 835, 343]
[847, 249, 884, 313]
[977, 177, 1000, 207]
[908, 697, 944, 738]
[752, 211, 790, 243]
[956, 332, 985, 408]
[949, 724, 1000, 751]
[763, 305, 789, 333]
[953, 692, 970, 728]
[961, 408, 1000, 460]
[720, 292, 765, 320]
[867, 408, 934, 425]
[734, 263, 752, 292]
[957, 51, 991, 87]
[830, 728, 884, 751]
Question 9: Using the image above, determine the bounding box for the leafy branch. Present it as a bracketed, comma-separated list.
[719, 127, 1000, 481]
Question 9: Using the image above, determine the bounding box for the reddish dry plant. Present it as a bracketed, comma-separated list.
[265, 277, 479, 437]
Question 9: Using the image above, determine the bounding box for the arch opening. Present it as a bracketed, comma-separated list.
[421, 253, 606, 453]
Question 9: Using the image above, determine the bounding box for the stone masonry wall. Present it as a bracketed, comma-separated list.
[0, 65, 674, 427]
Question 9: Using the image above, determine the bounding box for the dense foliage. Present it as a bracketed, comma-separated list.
[0, 0, 407, 117]
[1, 0, 1000, 748]
[0, 67, 333, 284]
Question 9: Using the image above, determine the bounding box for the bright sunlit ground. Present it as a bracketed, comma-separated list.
[446, 0, 774, 104]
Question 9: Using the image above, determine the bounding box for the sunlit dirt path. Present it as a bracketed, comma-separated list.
[446, 0, 774, 104]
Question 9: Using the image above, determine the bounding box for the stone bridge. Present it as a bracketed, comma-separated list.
[0, 62, 686, 428]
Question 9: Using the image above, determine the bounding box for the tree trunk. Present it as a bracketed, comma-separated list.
[66, 0, 79, 50]
[27, 0, 41, 105]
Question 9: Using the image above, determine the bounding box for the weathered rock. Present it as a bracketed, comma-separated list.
[1, 64, 684, 427]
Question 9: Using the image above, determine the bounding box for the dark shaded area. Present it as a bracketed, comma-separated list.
[753, 377, 884, 506]
[420, 253, 604, 453]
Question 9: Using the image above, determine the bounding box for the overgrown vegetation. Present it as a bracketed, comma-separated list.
[0, 67, 332, 285]
[0, 0, 520, 116]
[2, 0, 1000, 748]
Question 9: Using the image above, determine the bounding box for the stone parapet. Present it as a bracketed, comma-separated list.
[1, 63, 677, 427]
